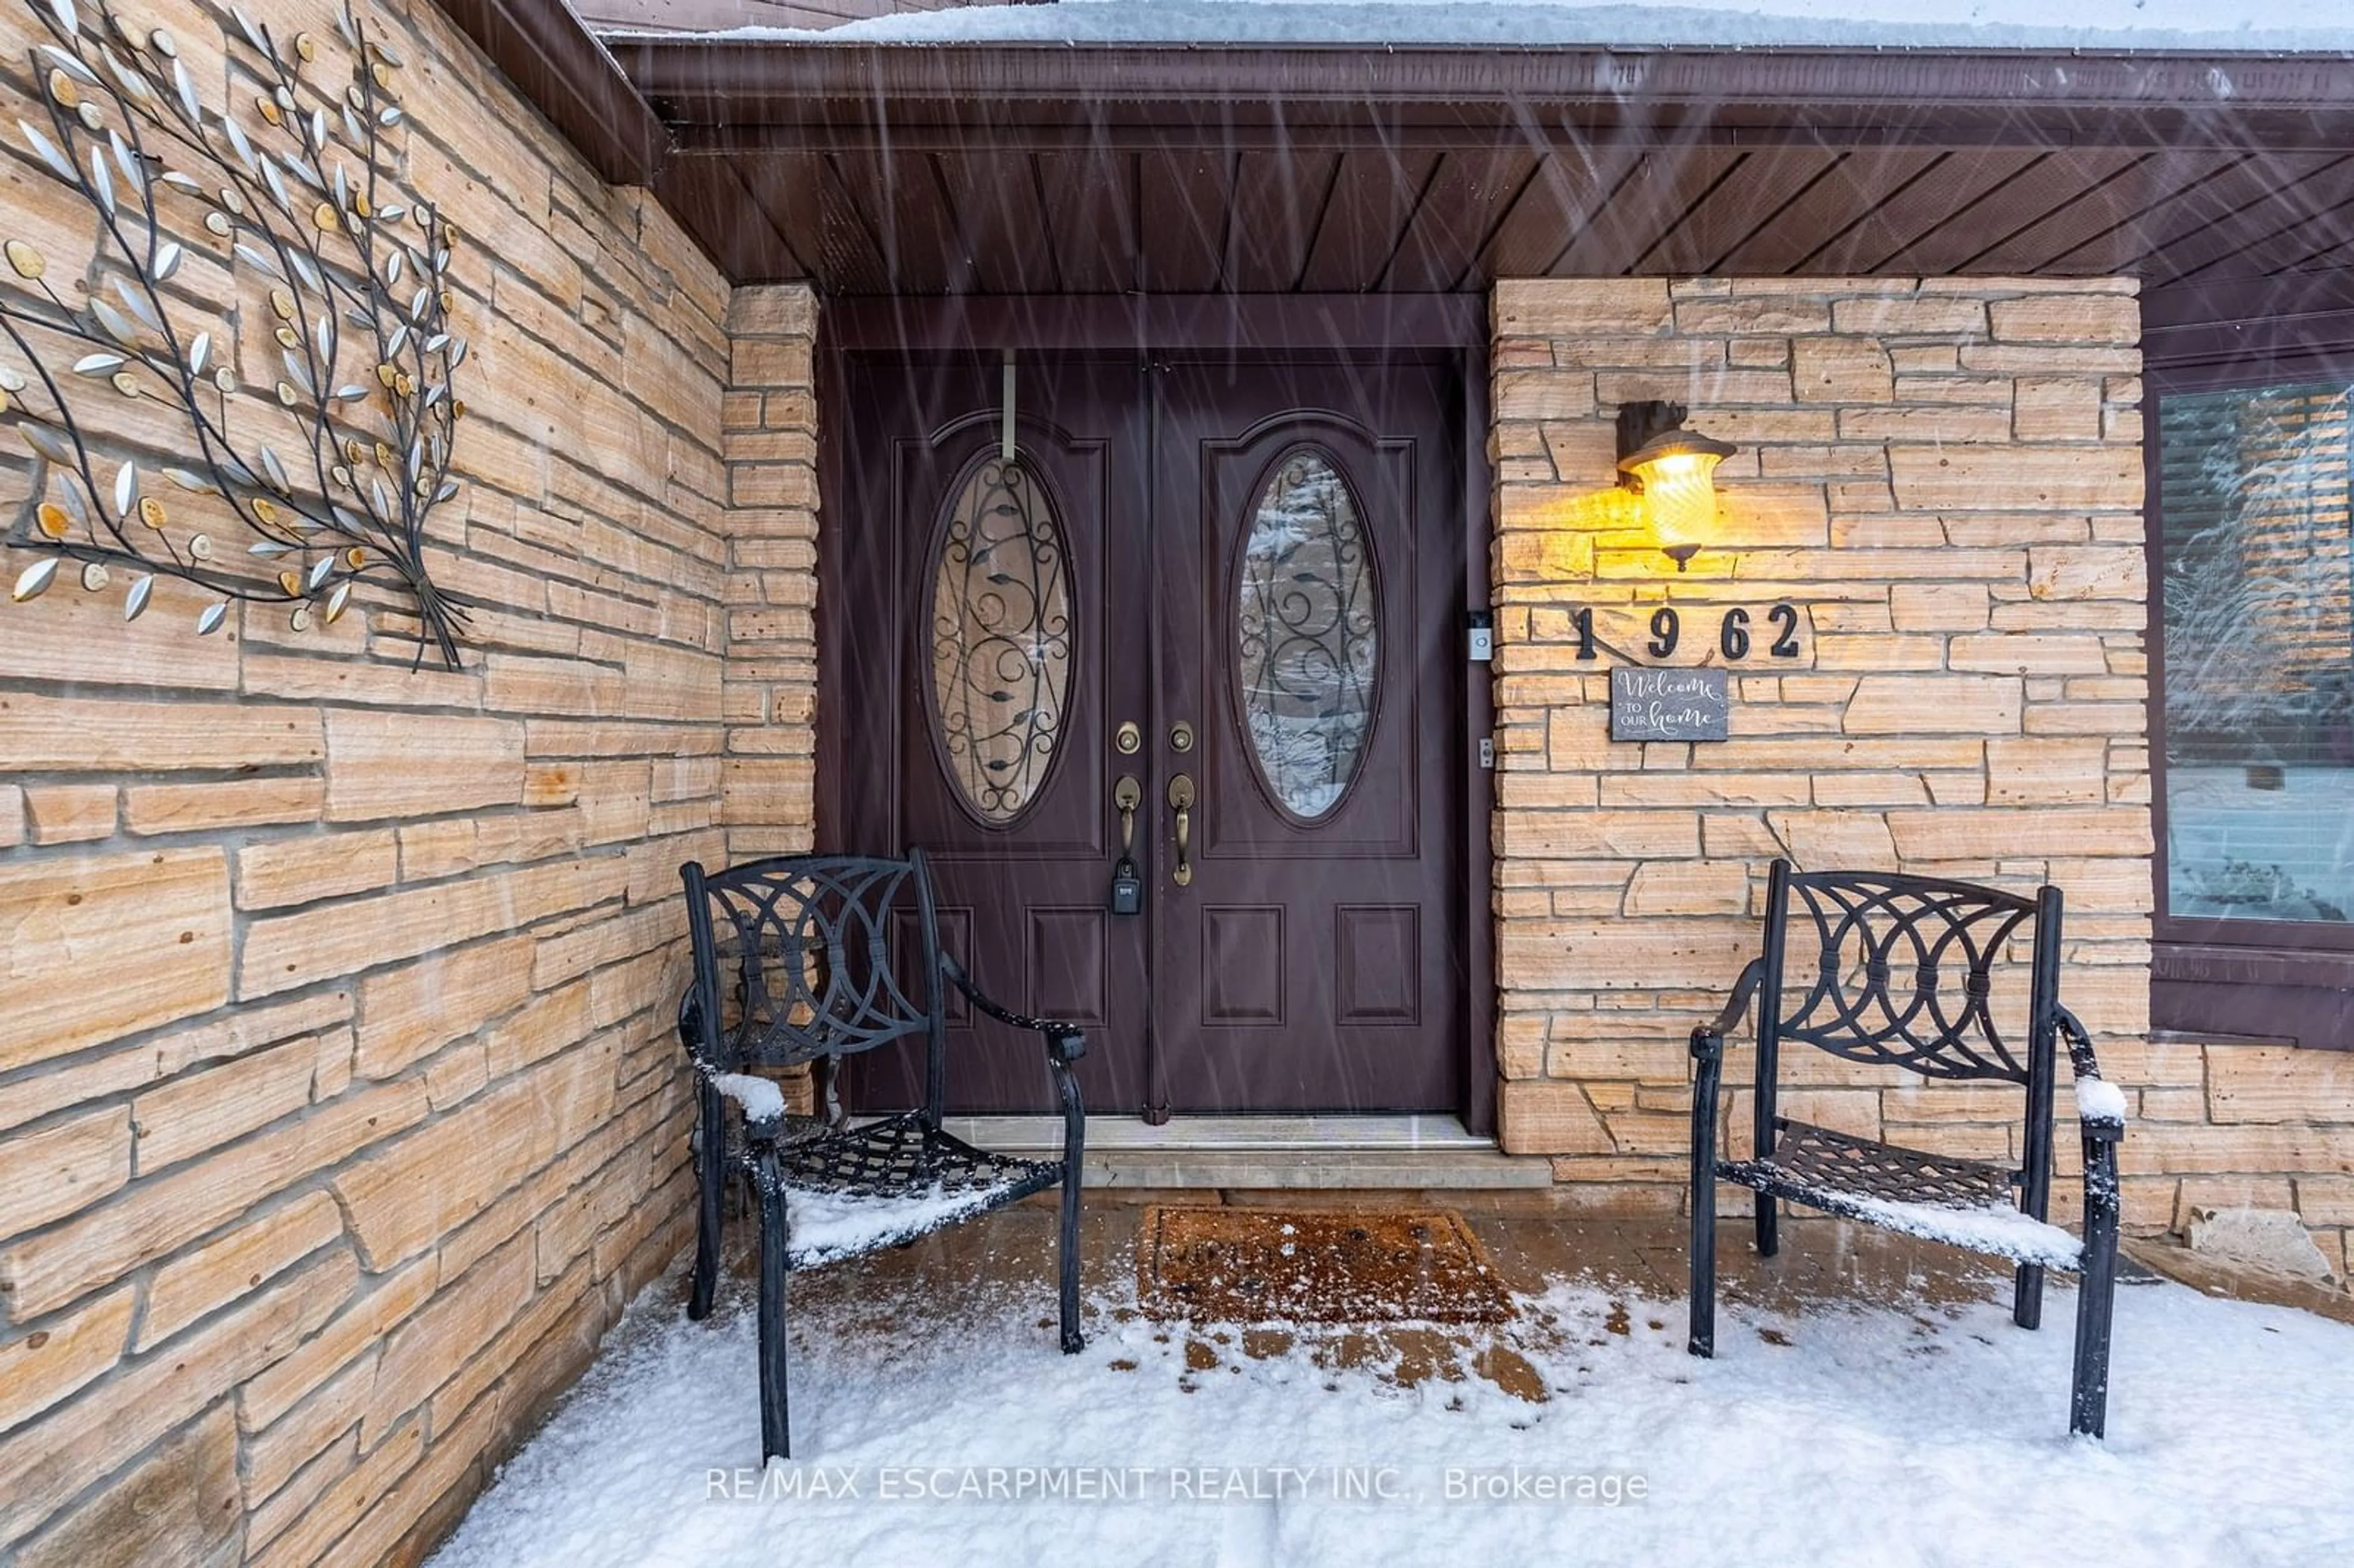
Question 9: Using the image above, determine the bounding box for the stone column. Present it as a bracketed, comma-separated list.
[720, 286, 822, 858]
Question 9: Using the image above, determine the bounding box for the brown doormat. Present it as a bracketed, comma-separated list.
[1137, 1205, 1513, 1325]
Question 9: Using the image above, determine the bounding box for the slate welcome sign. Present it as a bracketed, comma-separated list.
[1610, 667, 1730, 741]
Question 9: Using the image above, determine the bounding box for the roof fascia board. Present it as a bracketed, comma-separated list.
[436, 0, 669, 183]
[611, 40, 2354, 154]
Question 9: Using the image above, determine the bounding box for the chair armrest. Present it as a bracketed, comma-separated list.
[676, 989, 788, 1140]
[941, 953, 1087, 1176]
[941, 954, 1087, 1064]
[2056, 1005, 2126, 1144]
[1688, 957, 1763, 1170]
[1691, 957, 1767, 1061]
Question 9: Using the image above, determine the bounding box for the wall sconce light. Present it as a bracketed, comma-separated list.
[1616, 401, 1737, 571]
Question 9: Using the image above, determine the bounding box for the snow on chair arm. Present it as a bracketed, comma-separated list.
[2056, 1005, 2125, 1140]
[708, 1071, 788, 1129]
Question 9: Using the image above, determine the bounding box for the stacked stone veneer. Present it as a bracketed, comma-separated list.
[0, 2, 819, 1564]
[1490, 276, 2352, 1277]
[719, 287, 820, 862]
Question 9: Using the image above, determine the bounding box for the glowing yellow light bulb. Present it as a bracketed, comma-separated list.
[1628, 447, 1727, 568]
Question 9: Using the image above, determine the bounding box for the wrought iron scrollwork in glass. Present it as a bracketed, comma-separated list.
[928, 456, 1071, 823]
[1236, 448, 1377, 821]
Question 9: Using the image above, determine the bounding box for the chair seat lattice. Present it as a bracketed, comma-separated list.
[726, 1111, 1063, 1269]
[1719, 1118, 2018, 1214]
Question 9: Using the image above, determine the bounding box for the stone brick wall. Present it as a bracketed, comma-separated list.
[2120, 1041, 2354, 1281]
[0, 4, 817, 1566]
[1490, 276, 2156, 1213]
[1488, 276, 2353, 1277]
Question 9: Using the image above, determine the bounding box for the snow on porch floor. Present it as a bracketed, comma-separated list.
[430, 1204, 2354, 1568]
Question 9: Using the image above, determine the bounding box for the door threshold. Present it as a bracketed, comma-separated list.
[940, 1114, 1550, 1190]
[945, 1113, 1491, 1152]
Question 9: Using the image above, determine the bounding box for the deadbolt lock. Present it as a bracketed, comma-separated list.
[1114, 721, 1141, 755]
[1170, 721, 1195, 753]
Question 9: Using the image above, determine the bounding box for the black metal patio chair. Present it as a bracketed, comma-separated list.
[1686, 861, 2125, 1437]
[677, 850, 1086, 1461]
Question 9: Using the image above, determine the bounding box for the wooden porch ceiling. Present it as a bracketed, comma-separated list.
[607, 42, 2354, 295]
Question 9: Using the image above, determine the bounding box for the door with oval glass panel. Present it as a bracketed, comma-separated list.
[834, 354, 1151, 1116]
[1151, 357, 1465, 1113]
[833, 351, 1465, 1117]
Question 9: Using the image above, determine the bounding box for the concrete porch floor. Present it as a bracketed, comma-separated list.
[708, 1191, 2150, 1402]
[760, 1191, 2078, 1300]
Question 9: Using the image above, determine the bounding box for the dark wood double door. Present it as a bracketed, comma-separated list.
[835, 351, 1468, 1118]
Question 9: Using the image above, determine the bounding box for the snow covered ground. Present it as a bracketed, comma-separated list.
[431, 1248, 2354, 1567]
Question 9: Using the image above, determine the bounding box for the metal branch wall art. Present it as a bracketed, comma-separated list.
[1, 0, 470, 665]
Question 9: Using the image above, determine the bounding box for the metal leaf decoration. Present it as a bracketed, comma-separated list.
[0, 0, 470, 666]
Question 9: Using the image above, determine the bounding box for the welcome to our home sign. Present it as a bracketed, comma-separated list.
[1609, 666, 1731, 742]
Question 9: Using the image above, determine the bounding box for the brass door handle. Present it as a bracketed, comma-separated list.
[1114, 774, 1141, 856]
[1167, 774, 1195, 886]
[1109, 774, 1145, 916]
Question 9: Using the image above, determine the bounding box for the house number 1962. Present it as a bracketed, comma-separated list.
[1571, 604, 1802, 661]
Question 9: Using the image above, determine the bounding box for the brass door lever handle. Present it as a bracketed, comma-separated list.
[1167, 774, 1195, 886]
[1114, 775, 1141, 856]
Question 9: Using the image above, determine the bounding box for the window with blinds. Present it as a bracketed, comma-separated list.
[2158, 379, 2354, 925]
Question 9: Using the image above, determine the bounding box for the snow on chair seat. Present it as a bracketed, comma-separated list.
[768, 1113, 1059, 1269]
[1685, 862, 2126, 1439]
[1716, 1120, 2085, 1274]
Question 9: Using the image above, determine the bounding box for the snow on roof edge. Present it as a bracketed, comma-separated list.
[597, 1, 2354, 56]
